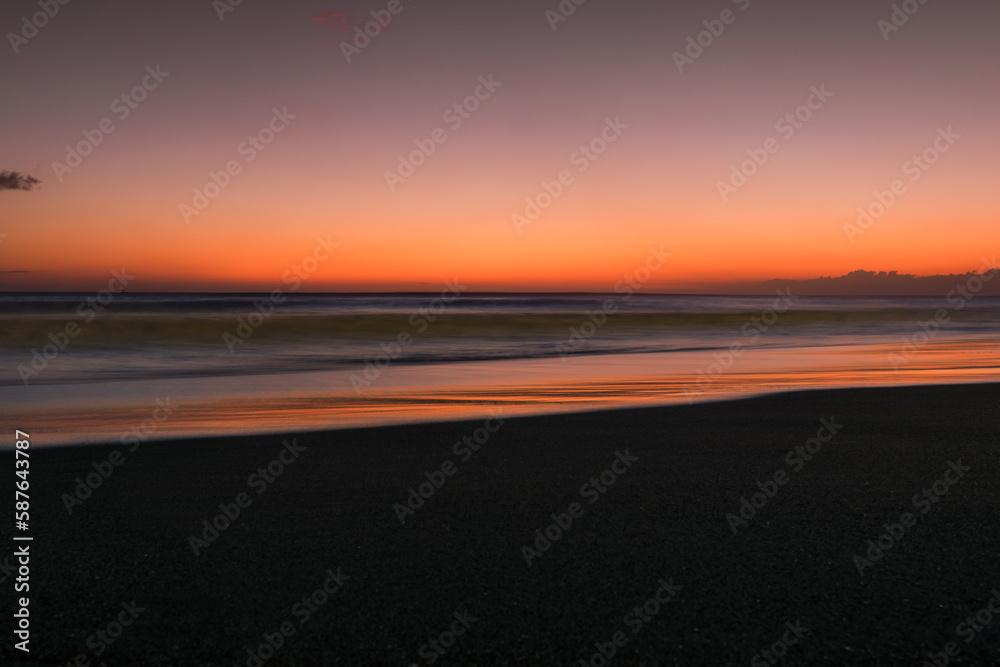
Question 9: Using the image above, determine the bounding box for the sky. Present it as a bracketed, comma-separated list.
[1, 0, 998, 292]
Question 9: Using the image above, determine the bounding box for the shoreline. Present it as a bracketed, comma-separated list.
[4, 363, 1000, 449]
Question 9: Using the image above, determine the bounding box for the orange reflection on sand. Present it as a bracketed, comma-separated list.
[4, 339, 997, 447]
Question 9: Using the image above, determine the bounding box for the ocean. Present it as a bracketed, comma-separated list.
[2, 292, 998, 446]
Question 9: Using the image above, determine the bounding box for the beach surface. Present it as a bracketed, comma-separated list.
[3, 383, 1000, 665]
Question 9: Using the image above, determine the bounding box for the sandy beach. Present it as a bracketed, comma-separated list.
[3, 382, 999, 665]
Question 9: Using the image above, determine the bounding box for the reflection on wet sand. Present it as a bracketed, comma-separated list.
[4, 339, 997, 447]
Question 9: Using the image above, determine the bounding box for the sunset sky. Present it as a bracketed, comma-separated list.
[1, 0, 998, 292]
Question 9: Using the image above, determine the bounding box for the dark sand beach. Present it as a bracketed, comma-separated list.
[4, 382, 1000, 666]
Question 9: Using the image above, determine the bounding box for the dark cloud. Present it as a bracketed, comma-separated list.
[0, 171, 40, 192]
